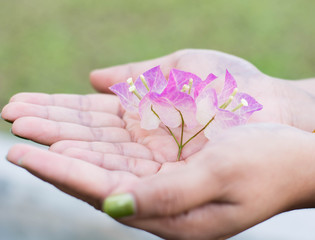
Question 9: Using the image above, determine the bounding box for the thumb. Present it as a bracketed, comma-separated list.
[102, 159, 222, 219]
[89, 52, 179, 93]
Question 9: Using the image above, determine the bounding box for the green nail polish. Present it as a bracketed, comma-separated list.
[103, 193, 135, 218]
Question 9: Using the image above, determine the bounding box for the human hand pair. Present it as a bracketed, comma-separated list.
[6, 123, 315, 240]
[3, 49, 315, 239]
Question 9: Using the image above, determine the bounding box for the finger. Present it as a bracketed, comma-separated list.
[103, 153, 223, 219]
[7, 144, 139, 209]
[2, 102, 124, 127]
[8, 93, 123, 115]
[89, 51, 183, 93]
[61, 148, 160, 177]
[125, 203, 241, 240]
[50, 141, 153, 160]
[12, 117, 130, 145]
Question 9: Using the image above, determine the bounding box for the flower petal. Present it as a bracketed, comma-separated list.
[134, 66, 167, 96]
[194, 73, 217, 99]
[151, 91, 197, 129]
[196, 87, 218, 125]
[218, 70, 238, 106]
[109, 83, 139, 112]
[167, 69, 202, 96]
[138, 95, 160, 130]
[204, 110, 241, 139]
[228, 92, 263, 123]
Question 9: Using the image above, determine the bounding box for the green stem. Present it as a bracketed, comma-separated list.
[165, 125, 180, 148]
[182, 115, 215, 148]
[150, 106, 214, 162]
[176, 110, 185, 161]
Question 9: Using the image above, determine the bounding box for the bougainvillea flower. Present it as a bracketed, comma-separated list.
[109, 66, 167, 112]
[139, 86, 197, 130]
[196, 70, 263, 138]
[166, 68, 217, 99]
[137, 68, 218, 130]
[110, 66, 263, 160]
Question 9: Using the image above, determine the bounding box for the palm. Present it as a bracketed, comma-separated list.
[3, 92, 207, 165]
[3, 92, 207, 210]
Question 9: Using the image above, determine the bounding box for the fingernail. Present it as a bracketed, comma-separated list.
[103, 193, 135, 218]
[6, 154, 23, 166]
[17, 158, 23, 166]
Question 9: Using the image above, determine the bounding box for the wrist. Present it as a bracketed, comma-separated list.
[284, 131, 315, 211]
[275, 78, 315, 132]
[290, 78, 315, 95]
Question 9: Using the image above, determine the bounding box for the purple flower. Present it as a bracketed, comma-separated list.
[195, 70, 263, 138]
[110, 66, 199, 130]
[110, 66, 262, 140]
[109, 66, 167, 113]
[167, 68, 217, 99]
[110, 66, 263, 160]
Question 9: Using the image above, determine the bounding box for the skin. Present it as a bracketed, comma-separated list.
[2, 49, 315, 239]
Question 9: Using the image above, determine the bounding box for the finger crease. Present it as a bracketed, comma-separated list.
[78, 111, 92, 127]
[89, 127, 104, 141]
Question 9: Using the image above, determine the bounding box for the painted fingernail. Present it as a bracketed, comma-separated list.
[6, 154, 23, 166]
[103, 193, 135, 218]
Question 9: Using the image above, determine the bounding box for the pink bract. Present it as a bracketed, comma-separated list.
[196, 70, 263, 138]
[109, 66, 167, 113]
[110, 66, 263, 140]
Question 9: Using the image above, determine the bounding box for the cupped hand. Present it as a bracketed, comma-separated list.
[107, 124, 315, 240]
[7, 123, 315, 240]
[2, 92, 207, 165]
[3, 49, 315, 239]
[90, 49, 315, 131]
[2, 92, 195, 210]
[2, 49, 314, 155]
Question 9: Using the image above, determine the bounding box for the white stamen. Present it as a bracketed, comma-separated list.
[129, 85, 136, 92]
[220, 96, 234, 109]
[127, 77, 133, 85]
[231, 88, 238, 97]
[232, 98, 248, 112]
[140, 74, 150, 91]
[128, 85, 142, 100]
[188, 78, 193, 94]
[182, 84, 190, 92]
[241, 98, 248, 107]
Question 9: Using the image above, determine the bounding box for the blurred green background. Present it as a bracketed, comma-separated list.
[1, 0, 315, 130]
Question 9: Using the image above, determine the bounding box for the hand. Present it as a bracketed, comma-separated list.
[2, 92, 207, 164]
[116, 124, 315, 240]
[90, 49, 315, 131]
[3, 49, 315, 239]
[7, 123, 315, 240]
[2, 49, 314, 151]
[0, 49, 273, 163]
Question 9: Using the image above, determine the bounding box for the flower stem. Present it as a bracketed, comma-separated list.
[165, 125, 180, 148]
[176, 109, 185, 161]
[150, 106, 214, 162]
[182, 115, 215, 148]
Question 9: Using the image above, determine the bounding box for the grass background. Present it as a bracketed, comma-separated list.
[1, 0, 315, 130]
